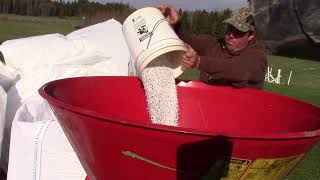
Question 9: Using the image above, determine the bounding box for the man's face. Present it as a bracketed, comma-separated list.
[224, 25, 254, 54]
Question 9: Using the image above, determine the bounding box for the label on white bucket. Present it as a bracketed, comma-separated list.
[132, 16, 151, 42]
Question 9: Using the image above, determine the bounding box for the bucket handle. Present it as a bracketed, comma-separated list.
[146, 18, 167, 50]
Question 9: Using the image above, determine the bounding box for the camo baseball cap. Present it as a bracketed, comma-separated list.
[223, 7, 255, 32]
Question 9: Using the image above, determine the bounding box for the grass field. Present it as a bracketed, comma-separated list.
[0, 14, 81, 43]
[1, 14, 319, 180]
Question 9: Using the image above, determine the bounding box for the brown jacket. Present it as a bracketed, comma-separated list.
[176, 28, 267, 89]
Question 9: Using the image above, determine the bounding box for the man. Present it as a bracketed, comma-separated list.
[156, 5, 267, 89]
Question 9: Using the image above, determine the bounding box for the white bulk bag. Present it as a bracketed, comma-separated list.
[0, 62, 16, 92]
[7, 96, 86, 180]
[67, 19, 130, 76]
[3, 19, 130, 180]
[0, 87, 6, 158]
[0, 34, 81, 70]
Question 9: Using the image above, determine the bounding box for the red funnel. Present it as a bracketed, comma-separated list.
[39, 76, 320, 180]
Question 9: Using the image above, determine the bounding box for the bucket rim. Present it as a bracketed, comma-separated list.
[39, 76, 320, 140]
[136, 40, 187, 78]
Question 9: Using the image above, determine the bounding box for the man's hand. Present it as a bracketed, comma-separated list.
[181, 44, 200, 69]
[154, 4, 180, 26]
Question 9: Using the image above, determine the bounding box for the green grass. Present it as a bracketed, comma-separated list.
[0, 14, 81, 43]
[265, 55, 320, 106]
[290, 145, 320, 180]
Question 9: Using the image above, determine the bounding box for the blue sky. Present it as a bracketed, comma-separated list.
[89, 0, 248, 11]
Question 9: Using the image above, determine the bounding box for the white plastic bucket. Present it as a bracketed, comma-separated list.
[122, 7, 187, 78]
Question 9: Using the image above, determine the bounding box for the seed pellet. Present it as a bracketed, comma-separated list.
[141, 55, 179, 126]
